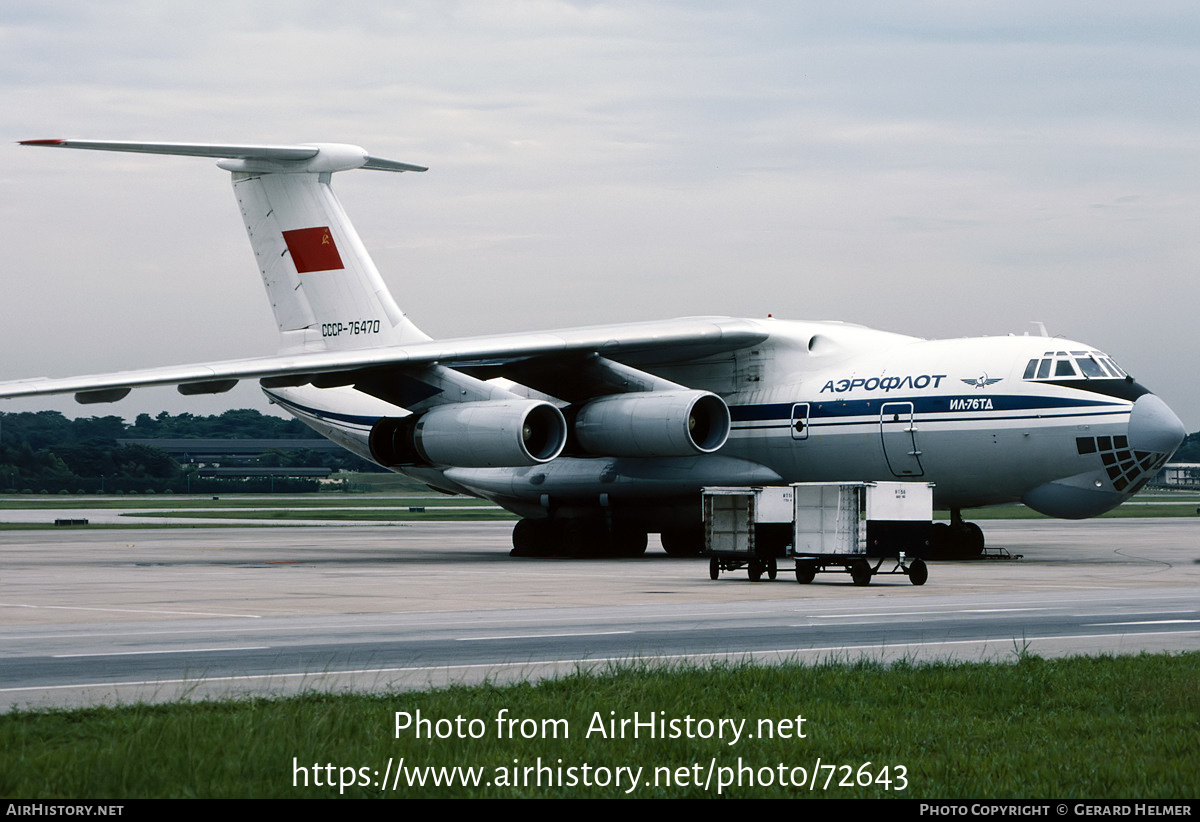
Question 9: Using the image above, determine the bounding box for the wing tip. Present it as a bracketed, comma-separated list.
[19, 138, 66, 146]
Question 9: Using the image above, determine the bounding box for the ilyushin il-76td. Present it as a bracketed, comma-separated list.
[2, 139, 1186, 558]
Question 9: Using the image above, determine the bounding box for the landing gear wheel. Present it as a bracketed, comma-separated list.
[709, 558, 720, 580]
[611, 527, 648, 558]
[908, 557, 928, 586]
[564, 520, 603, 558]
[510, 518, 556, 557]
[931, 520, 985, 558]
[850, 559, 872, 586]
[795, 561, 816, 584]
[660, 528, 704, 557]
[510, 519, 538, 557]
[962, 522, 985, 557]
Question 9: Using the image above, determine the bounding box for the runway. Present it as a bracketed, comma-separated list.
[2, 518, 1198, 711]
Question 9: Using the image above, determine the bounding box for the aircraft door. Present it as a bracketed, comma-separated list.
[880, 402, 924, 477]
[790, 403, 810, 440]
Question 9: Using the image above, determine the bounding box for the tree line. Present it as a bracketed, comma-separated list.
[0, 409, 380, 494]
[1175, 432, 1200, 464]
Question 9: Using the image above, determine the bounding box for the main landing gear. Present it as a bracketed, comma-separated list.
[510, 518, 648, 558]
[658, 527, 706, 557]
[927, 509, 985, 559]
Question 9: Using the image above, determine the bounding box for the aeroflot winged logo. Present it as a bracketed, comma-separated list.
[962, 374, 1002, 389]
[282, 226, 345, 273]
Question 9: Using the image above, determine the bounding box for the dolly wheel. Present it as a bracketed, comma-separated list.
[850, 559, 872, 586]
[795, 561, 816, 584]
[908, 558, 928, 586]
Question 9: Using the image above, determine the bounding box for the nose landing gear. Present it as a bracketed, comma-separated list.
[928, 509, 985, 558]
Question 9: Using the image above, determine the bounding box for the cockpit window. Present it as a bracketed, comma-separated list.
[1024, 350, 1128, 382]
[1076, 357, 1107, 378]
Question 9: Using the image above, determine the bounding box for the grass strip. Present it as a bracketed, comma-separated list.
[934, 501, 1200, 519]
[0, 522, 290, 531]
[1, 653, 1196, 798]
[0, 496, 486, 510]
[121, 508, 519, 522]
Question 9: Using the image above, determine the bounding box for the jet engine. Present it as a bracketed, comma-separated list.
[369, 400, 567, 467]
[574, 390, 730, 457]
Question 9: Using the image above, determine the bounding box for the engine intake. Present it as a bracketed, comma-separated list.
[574, 390, 730, 457]
[369, 400, 567, 467]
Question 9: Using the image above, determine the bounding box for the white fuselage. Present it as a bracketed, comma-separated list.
[267, 318, 1182, 527]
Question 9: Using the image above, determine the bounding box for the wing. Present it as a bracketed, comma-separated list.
[8, 138, 771, 467]
[0, 316, 768, 404]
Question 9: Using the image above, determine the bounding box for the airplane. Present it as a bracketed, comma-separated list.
[2, 139, 1187, 559]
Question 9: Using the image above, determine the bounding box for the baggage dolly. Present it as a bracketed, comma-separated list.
[702, 486, 792, 581]
[789, 482, 932, 586]
[702, 482, 933, 585]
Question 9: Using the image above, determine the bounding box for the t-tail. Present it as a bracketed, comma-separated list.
[19, 139, 430, 353]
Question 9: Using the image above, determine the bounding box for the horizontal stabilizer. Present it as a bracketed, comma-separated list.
[19, 139, 426, 174]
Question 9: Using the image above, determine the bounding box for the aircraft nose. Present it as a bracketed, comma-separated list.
[1127, 393, 1186, 456]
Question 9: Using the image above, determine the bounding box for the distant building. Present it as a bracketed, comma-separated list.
[118, 438, 345, 479]
[1159, 463, 1200, 489]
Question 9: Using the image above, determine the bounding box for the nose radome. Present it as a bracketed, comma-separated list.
[1127, 394, 1186, 455]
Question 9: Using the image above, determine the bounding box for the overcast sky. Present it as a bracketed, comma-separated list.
[2, 1, 1197, 429]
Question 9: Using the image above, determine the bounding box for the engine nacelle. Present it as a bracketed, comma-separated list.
[369, 400, 567, 467]
[574, 390, 730, 457]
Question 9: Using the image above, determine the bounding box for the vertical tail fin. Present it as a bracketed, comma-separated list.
[232, 169, 430, 352]
[19, 139, 430, 352]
